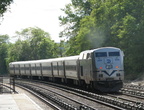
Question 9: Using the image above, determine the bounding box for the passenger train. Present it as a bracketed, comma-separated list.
[9, 47, 124, 92]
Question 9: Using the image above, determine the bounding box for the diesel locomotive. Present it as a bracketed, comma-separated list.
[9, 47, 124, 92]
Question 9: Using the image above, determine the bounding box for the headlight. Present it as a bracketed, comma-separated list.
[105, 65, 113, 69]
[116, 73, 120, 76]
[99, 74, 103, 77]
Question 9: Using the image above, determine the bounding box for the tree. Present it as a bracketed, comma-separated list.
[59, 0, 92, 54]
[7, 40, 23, 62]
[19, 41, 31, 61]
[0, 35, 9, 74]
[59, 0, 91, 39]
[0, 0, 13, 19]
[38, 38, 58, 59]
[0, 0, 13, 74]
[10, 27, 59, 61]
[0, 43, 8, 74]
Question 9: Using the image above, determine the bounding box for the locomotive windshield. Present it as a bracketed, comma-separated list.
[95, 52, 107, 57]
[109, 52, 120, 56]
[95, 52, 120, 57]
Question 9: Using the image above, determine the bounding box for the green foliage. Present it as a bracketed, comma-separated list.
[0, 0, 14, 74]
[7, 27, 59, 63]
[0, 35, 9, 74]
[38, 38, 58, 59]
[0, 0, 13, 18]
[59, 0, 91, 38]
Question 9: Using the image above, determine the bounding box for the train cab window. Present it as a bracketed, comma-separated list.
[95, 52, 107, 57]
[109, 52, 120, 56]
[87, 53, 91, 59]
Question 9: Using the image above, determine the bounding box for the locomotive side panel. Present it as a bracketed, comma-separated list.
[79, 59, 92, 84]
[79, 52, 93, 84]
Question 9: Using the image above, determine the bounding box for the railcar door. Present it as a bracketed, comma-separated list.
[58, 61, 65, 78]
[31, 63, 36, 76]
[20, 64, 25, 76]
[79, 52, 92, 84]
[52, 62, 59, 77]
[36, 63, 42, 77]
[25, 64, 31, 76]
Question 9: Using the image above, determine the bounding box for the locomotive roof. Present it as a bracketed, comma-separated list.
[9, 55, 79, 65]
[80, 47, 121, 54]
[94, 47, 121, 52]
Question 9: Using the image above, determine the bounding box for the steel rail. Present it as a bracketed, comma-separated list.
[16, 84, 62, 110]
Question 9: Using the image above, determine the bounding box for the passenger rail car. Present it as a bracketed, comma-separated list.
[9, 47, 124, 92]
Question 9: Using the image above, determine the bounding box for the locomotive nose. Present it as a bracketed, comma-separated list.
[105, 58, 112, 64]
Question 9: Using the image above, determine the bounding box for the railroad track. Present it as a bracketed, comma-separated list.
[16, 80, 96, 110]
[118, 83, 144, 100]
[124, 83, 144, 91]
[15, 79, 144, 110]
[16, 84, 61, 110]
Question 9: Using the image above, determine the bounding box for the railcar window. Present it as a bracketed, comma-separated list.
[25, 67, 30, 70]
[31, 67, 36, 70]
[66, 65, 76, 70]
[20, 67, 25, 70]
[36, 67, 41, 70]
[59, 66, 63, 70]
[43, 66, 51, 70]
[109, 52, 120, 56]
[9, 67, 12, 70]
[53, 66, 57, 70]
[15, 67, 19, 70]
[95, 52, 107, 57]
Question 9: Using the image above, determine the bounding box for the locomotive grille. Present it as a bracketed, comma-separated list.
[105, 65, 113, 69]
[106, 78, 114, 81]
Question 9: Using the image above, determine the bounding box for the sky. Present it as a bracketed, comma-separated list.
[0, 0, 71, 42]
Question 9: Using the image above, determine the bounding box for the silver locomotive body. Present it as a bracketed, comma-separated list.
[9, 47, 124, 92]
